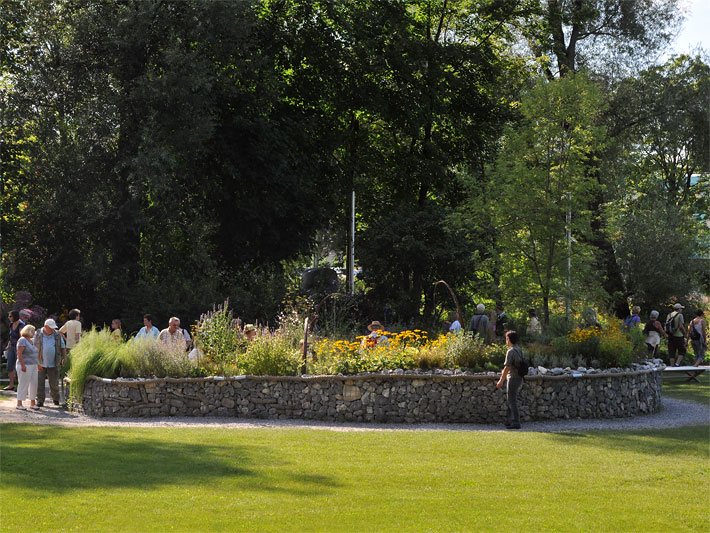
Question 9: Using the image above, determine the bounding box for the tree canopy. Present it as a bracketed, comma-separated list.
[1, 0, 707, 331]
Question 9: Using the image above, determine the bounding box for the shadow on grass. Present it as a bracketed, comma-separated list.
[550, 425, 710, 458]
[0, 425, 341, 495]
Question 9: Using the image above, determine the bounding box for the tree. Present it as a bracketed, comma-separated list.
[605, 55, 710, 309]
[490, 74, 606, 323]
[522, 0, 680, 78]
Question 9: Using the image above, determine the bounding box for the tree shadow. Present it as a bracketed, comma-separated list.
[0, 425, 341, 495]
[549, 425, 710, 458]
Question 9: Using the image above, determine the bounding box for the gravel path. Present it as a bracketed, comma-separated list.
[1, 392, 707, 433]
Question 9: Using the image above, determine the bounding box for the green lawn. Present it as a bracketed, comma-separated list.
[663, 370, 710, 405]
[1, 423, 708, 532]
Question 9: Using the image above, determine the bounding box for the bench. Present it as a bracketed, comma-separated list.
[662, 365, 709, 383]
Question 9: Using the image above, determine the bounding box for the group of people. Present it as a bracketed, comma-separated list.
[5, 311, 68, 410]
[446, 304, 541, 341]
[2, 310, 201, 409]
[637, 304, 707, 367]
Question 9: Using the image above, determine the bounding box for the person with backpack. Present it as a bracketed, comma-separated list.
[642, 310, 666, 356]
[665, 303, 687, 366]
[469, 304, 490, 343]
[495, 330, 527, 430]
[159, 317, 192, 351]
[688, 309, 706, 367]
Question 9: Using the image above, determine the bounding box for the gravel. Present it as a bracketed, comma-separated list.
[1, 393, 707, 433]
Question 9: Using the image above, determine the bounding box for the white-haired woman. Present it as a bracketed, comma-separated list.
[642, 311, 665, 357]
[16, 324, 39, 410]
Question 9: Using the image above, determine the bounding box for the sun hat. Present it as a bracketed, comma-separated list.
[673, 303, 684, 310]
[44, 318, 59, 329]
[244, 324, 256, 333]
[367, 321, 383, 331]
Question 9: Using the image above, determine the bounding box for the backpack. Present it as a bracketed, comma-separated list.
[665, 313, 679, 336]
[690, 324, 701, 341]
[513, 346, 529, 378]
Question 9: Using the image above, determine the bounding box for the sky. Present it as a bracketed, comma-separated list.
[670, 0, 710, 55]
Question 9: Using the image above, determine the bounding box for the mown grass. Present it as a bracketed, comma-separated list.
[663, 370, 710, 405]
[1, 424, 708, 532]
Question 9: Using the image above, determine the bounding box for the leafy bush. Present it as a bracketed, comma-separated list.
[193, 300, 243, 374]
[415, 345, 447, 370]
[543, 318, 637, 368]
[444, 332, 488, 370]
[237, 334, 301, 376]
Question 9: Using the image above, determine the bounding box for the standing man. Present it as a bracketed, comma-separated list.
[159, 317, 191, 350]
[496, 330, 525, 430]
[3, 310, 27, 391]
[136, 314, 160, 339]
[666, 303, 687, 367]
[59, 308, 82, 351]
[35, 318, 66, 407]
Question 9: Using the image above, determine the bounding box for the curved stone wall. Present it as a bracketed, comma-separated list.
[77, 369, 662, 422]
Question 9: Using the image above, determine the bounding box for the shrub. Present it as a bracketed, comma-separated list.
[444, 332, 487, 370]
[415, 344, 447, 370]
[193, 300, 243, 374]
[237, 334, 301, 376]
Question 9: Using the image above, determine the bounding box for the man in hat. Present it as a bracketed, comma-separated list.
[666, 303, 687, 366]
[35, 318, 66, 407]
[361, 321, 389, 349]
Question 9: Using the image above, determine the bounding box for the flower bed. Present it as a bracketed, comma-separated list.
[75, 365, 662, 423]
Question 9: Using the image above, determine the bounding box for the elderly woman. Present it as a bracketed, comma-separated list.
[643, 310, 666, 357]
[15, 324, 39, 410]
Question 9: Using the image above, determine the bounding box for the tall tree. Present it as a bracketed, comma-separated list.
[490, 74, 606, 323]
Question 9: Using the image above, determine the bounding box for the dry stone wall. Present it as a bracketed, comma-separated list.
[78, 369, 662, 422]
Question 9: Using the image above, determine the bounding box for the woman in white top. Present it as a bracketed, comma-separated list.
[15, 325, 39, 410]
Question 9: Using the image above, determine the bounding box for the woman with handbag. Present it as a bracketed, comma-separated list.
[15, 324, 39, 410]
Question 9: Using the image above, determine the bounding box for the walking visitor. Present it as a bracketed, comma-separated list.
[689, 309, 706, 367]
[643, 310, 665, 356]
[665, 303, 687, 366]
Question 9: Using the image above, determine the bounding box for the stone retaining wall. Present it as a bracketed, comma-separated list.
[78, 369, 662, 423]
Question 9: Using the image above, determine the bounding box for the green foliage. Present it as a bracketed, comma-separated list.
[193, 301, 243, 375]
[442, 332, 507, 371]
[237, 334, 301, 376]
[487, 73, 607, 321]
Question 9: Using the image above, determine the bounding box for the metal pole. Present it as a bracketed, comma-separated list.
[301, 317, 309, 375]
[348, 189, 355, 295]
